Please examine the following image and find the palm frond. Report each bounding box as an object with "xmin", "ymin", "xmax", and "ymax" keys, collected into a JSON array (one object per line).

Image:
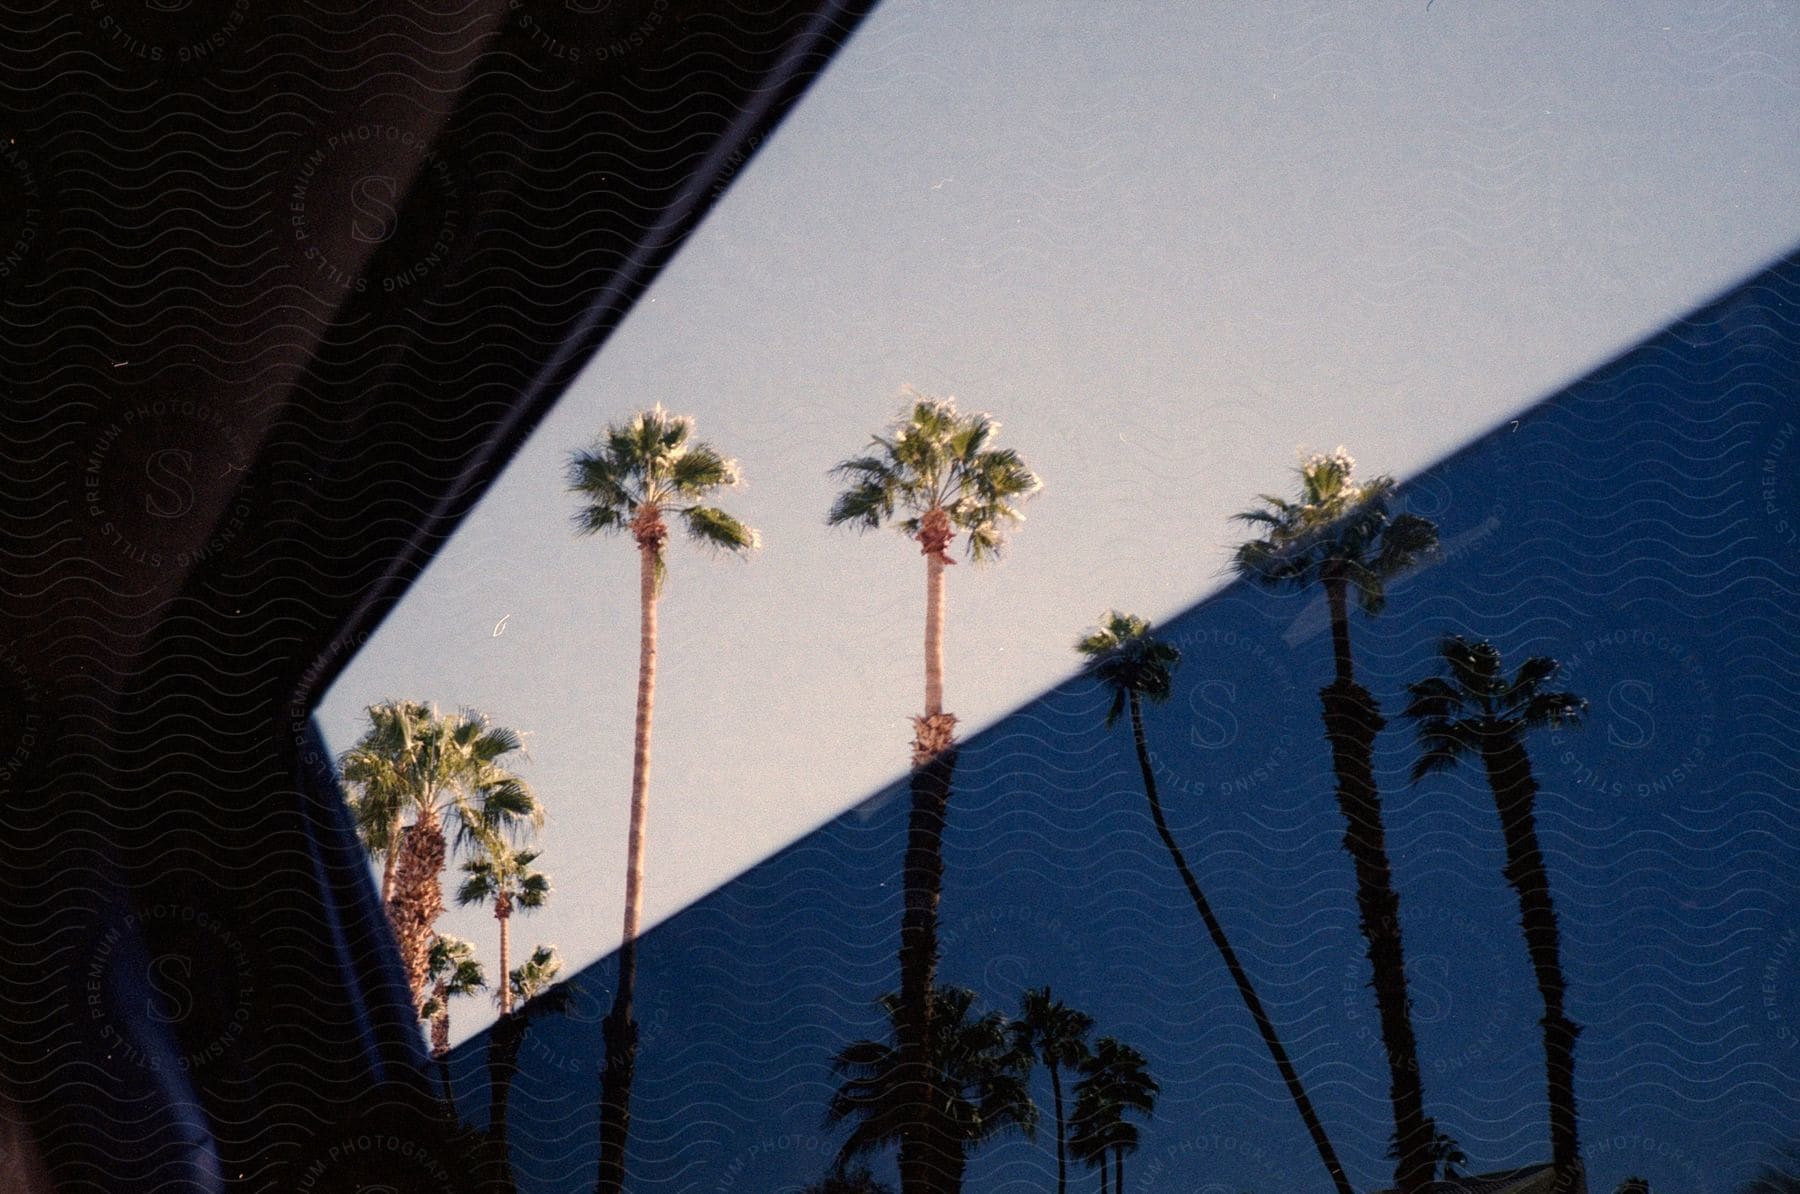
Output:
[{"xmin": 679, "ymin": 504, "xmax": 759, "ymax": 553}]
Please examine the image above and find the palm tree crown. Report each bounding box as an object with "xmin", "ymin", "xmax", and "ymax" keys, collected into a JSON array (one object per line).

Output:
[
  {"xmin": 568, "ymin": 405, "xmax": 757, "ymax": 566},
  {"xmin": 827, "ymin": 986, "xmax": 1038, "ymax": 1173},
  {"xmin": 420, "ymin": 935, "xmax": 486, "ymax": 1021},
  {"xmin": 1403, "ymin": 636, "xmax": 1587, "ymax": 780},
  {"xmin": 828, "ymin": 392, "xmax": 1040, "ymax": 562},
  {"xmin": 1075, "ymin": 612, "xmax": 1181, "ymax": 727},
  {"xmin": 458, "ymin": 845, "xmax": 550, "ymax": 915},
  {"xmin": 509, "ymin": 944, "xmax": 564, "ymax": 1007},
  {"xmin": 1231, "ymin": 447, "xmax": 1438, "ymax": 615}
]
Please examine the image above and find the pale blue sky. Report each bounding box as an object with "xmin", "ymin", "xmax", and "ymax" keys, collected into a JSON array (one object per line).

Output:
[{"xmin": 320, "ymin": 0, "xmax": 1800, "ymax": 1045}]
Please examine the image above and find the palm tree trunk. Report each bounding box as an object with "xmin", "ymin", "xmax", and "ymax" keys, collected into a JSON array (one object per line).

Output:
[
  {"xmin": 490, "ymin": 1011, "xmax": 525, "ymax": 1148},
  {"xmin": 898, "ymin": 514, "xmax": 959, "ymax": 1194},
  {"xmin": 1323, "ymin": 573, "xmax": 1355, "ymax": 685},
  {"xmin": 497, "ymin": 898, "xmax": 513, "ymax": 1017},
  {"xmin": 391, "ymin": 806, "xmax": 447, "ymax": 1010},
  {"xmin": 380, "ymin": 812, "xmax": 402, "ymax": 907},
  {"xmin": 1051, "ymin": 1062, "xmax": 1067, "ymax": 1194},
  {"xmin": 1483, "ymin": 737, "xmax": 1581, "ymax": 1188},
  {"xmin": 597, "ymin": 536, "xmax": 659, "ymax": 1194},
  {"xmin": 1318, "ymin": 670, "xmax": 1434, "ymax": 1194},
  {"xmin": 896, "ymin": 745, "xmax": 956, "ymax": 1194},
  {"xmin": 1113, "ymin": 1147, "xmax": 1122, "ymax": 1194},
  {"xmin": 1126, "ymin": 693, "xmax": 1355, "ymax": 1194}
]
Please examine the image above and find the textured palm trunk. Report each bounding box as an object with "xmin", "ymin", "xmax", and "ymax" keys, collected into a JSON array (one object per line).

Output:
[
  {"xmin": 1126, "ymin": 693, "xmax": 1355, "ymax": 1194},
  {"xmin": 1482, "ymin": 737, "xmax": 1582, "ymax": 1190},
  {"xmin": 380, "ymin": 811, "xmax": 402, "ymax": 907},
  {"xmin": 1319, "ymin": 677, "xmax": 1434, "ymax": 1193},
  {"xmin": 597, "ymin": 525, "xmax": 660, "ymax": 1194},
  {"xmin": 1050, "ymin": 1063, "xmax": 1067, "ymax": 1194},
  {"xmin": 391, "ymin": 804, "xmax": 446, "ymax": 1010},
  {"xmin": 430, "ymin": 983, "xmax": 454, "ymax": 1107},
  {"xmin": 496, "ymin": 893, "xmax": 513, "ymax": 1017},
  {"xmin": 898, "ymin": 510, "xmax": 959, "ymax": 1194}
]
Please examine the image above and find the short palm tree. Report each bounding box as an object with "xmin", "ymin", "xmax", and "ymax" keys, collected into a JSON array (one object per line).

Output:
[
  {"xmin": 1233, "ymin": 447, "xmax": 1440, "ymax": 1194},
  {"xmin": 828, "ymin": 392, "xmax": 1040, "ymax": 1194},
  {"xmin": 828, "ymin": 985, "xmax": 1037, "ymax": 1193},
  {"xmin": 569, "ymin": 406, "xmax": 757, "ymax": 1194},
  {"xmin": 421, "ymin": 934, "xmax": 486, "ymax": 1104},
  {"xmin": 341, "ymin": 702, "xmax": 538, "ymax": 1010},
  {"xmin": 1076, "ymin": 612, "xmax": 1353, "ymax": 1194},
  {"xmin": 458, "ymin": 842, "xmax": 550, "ymax": 1016},
  {"xmin": 1014, "ymin": 987, "xmax": 1094, "ymax": 1194},
  {"xmin": 1068, "ymin": 1038, "xmax": 1157, "ymax": 1194},
  {"xmin": 1404, "ymin": 636, "xmax": 1587, "ymax": 1188}
]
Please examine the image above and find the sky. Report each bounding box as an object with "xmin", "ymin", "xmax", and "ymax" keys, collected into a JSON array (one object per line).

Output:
[{"xmin": 318, "ymin": 0, "xmax": 1800, "ymax": 1048}]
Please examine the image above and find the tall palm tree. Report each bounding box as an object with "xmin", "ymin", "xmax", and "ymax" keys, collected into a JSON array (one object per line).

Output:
[
  {"xmin": 828, "ymin": 392, "xmax": 1040, "ymax": 1194},
  {"xmin": 1014, "ymin": 987, "xmax": 1093, "ymax": 1194},
  {"xmin": 827, "ymin": 985, "xmax": 1037, "ymax": 1193},
  {"xmin": 341, "ymin": 702, "xmax": 538, "ymax": 1009},
  {"xmin": 1403, "ymin": 636, "xmax": 1587, "ymax": 1188},
  {"xmin": 457, "ymin": 842, "xmax": 551, "ymax": 1016},
  {"xmin": 569, "ymin": 406, "xmax": 757, "ymax": 1194},
  {"xmin": 1075, "ymin": 612, "xmax": 1354, "ymax": 1194},
  {"xmin": 421, "ymin": 934, "xmax": 486, "ymax": 1104},
  {"xmin": 1068, "ymin": 1038, "xmax": 1157, "ymax": 1194},
  {"xmin": 1233, "ymin": 447, "xmax": 1440, "ymax": 1194}
]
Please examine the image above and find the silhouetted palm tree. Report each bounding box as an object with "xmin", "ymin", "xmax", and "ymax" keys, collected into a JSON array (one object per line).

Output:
[
  {"xmin": 1404, "ymin": 636, "xmax": 1587, "ymax": 1189},
  {"xmin": 1069, "ymin": 1038, "xmax": 1157, "ymax": 1194},
  {"xmin": 1014, "ymin": 986, "xmax": 1093, "ymax": 1194},
  {"xmin": 828, "ymin": 392, "xmax": 1040, "ymax": 1194},
  {"xmin": 458, "ymin": 842, "xmax": 550, "ymax": 1016},
  {"xmin": 1233, "ymin": 447, "xmax": 1440, "ymax": 1194},
  {"xmin": 342, "ymin": 702, "xmax": 538, "ymax": 1010},
  {"xmin": 421, "ymin": 934, "xmax": 486, "ymax": 1105},
  {"xmin": 828, "ymin": 985, "xmax": 1037, "ymax": 1193},
  {"xmin": 569, "ymin": 406, "xmax": 757, "ymax": 1194},
  {"xmin": 1076, "ymin": 611, "xmax": 1354, "ymax": 1194}
]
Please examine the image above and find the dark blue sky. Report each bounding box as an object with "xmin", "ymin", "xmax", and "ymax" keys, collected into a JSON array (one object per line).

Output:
[{"xmin": 447, "ymin": 253, "xmax": 1800, "ymax": 1193}]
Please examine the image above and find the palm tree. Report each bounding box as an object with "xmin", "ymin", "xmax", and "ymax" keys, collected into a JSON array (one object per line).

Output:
[
  {"xmin": 458, "ymin": 842, "xmax": 551, "ymax": 1016},
  {"xmin": 828, "ymin": 391, "xmax": 1040, "ymax": 1194},
  {"xmin": 1403, "ymin": 636, "xmax": 1587, "ymax": 1188},
  {"xmin": 341, "ymin": 702, "xmax": 539, "ymax": 1009},
  {"xmin": 827, "ymin": 985, "xmax": 1037, "ymax": 1193},
  {"xmin": 1076, "ymin": 612, "xmax": 1354, "ymax": 1194},
  {"xmin": 569, "ymin": 406, "xmax": 757, "ymax": 1194},
  {"xmin": 421, "ymin": 934, "xmax": 486, "ymax": 1104},
  {"xmin": 1014, "ymin": 987, "xmax": 1093, "ymax": 1194},
  {"xmin": 1233, "ymin": 447, "xmax": 1440, "ymax": 1193},
  {"xmin": 1068, "ymin": 1038, "xmax": 1157, "ymax": 1194}
]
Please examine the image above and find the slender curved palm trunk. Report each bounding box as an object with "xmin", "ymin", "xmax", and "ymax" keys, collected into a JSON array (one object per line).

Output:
[
  {"xmin": 898, "ymin": 512, "xmax": 959, "ymax": 1194},
  {"xmin": 1482, "ymin": 737, "xmax": 1582, "ymax": 1190},
  {"xmin": 1050, "ymin": 1063, "xmax": 1068, "ymax": 1194},
  {"xmin": 1321, "ymin": 574, "xmax": 1434, "ymax": 1194},
  {"xmin": 496, "ymin": 894, "xmax": 513, "ymax": 1017},
  {"xmin": 1126, "ymin": 693, "xmax": 1354, "ymax": 1194},
  {"xmin": 598, "ymin": 532, "xmax": 659, "ymax": 1194}
]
